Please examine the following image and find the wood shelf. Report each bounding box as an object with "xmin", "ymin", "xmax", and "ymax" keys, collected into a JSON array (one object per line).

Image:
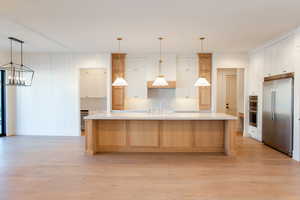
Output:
[{"xmin": 147, "ymin": 81, "xmax": 176, "ymax": 89}]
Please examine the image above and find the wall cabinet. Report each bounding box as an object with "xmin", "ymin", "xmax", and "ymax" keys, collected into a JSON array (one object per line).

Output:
[
  {"xmin": 112, "ymin": 53, "xmax": 126, "ymax": 110},
  {"xmin": 198, "ymin": 53, "xmax": 212, "ymax": 110},
  {"xmin": 264, "ymin": 36, "xmax": 295, "ymax": 77},
  {"xmin": 80, "ymin": 69, "xmax": 107, "ymax": 98},
  {"xmin": 125, "ymin": 58, "xmax": 147, "ymax": 99},
  {"xmin": 176, "ymin": 57, "xmax": 197, "ymax": 99}
]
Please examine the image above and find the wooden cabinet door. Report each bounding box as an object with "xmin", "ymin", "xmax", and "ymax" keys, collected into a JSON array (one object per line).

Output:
[
  {"xmin": 161, "ymin": 121, "xmax": 193, "ymax": 147},
  {"xmin": 198, "ymin": 53, "xmax": 212, "ymax": 110},
  {"xmin": 194, "ymin": 120, "xmax": 224, "ymax": 148},
  {"xmin": 98, "ymin": 120, "xmax": 127, "ymax": 146},
  {"xmin": 128, "ymin": 121, "xmax": 159, "ymax": 147},
  {"xmin": 112, "ymin": 53, "xmax": 126, "ymax": 110}
]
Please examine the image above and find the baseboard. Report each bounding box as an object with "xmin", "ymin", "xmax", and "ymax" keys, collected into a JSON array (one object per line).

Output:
[{"xmin": 15, "ymin": 130, "xmax": 80, "ymax": 136}]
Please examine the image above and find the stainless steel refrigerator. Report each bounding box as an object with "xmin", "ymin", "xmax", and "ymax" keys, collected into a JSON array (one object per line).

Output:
[{"xmin": 262, "ymin": 77, "xmax": 293, "ymax": 156}]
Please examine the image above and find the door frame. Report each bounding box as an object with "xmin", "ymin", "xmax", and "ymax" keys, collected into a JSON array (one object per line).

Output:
[
  {"xmin": 217, "ymin": 68, "xmax": 238, "ymax": 114},
  {"xmin": 0, "ymin": 70, "xmax": 6, "ymax": 137}
]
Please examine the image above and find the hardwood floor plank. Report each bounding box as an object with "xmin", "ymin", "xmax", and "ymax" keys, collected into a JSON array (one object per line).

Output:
[{"xmin": 0, "ymin": 135, "xmax": 299, "ymax": 200}]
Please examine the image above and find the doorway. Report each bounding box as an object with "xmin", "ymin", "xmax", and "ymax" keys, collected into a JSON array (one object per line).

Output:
[
  {"xmin": 217, "ymin": 68, "xmax": 245, "ymax": 134},
  {"xmin": 217, "ymin": 69, "xmax": 238, "ymax": 115},
  {"xmin": 79, "ymin": 68, "xmax": 107, "ymax": 136},
  {"xmin": 0, "ymin": 71, "xmax": 6, "ymax": 137}
]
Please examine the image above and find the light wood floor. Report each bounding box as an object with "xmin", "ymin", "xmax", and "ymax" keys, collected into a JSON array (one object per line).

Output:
[{"xmin": 0, "ymin": 136, "xmax": 299, "ymax": 200}]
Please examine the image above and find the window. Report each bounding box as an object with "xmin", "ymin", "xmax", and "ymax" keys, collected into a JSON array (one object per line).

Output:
[{"xmin": 0, "ymin": 71, "xmax": 6, "ymax": 137}]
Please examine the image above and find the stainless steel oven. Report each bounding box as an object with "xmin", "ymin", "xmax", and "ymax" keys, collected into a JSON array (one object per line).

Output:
[
  {"xmin": 80, "ymin": 110, "xmax": 89, "ymax": 131},
  {"xmin": 249, "ymin": 96, "xmax": 257, "ymax": 127}
]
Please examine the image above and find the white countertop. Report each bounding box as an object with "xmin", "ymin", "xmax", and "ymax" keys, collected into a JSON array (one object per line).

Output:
[{"xmin": 85, "ymin": 112, "xmax": 237, "ymax": 120}]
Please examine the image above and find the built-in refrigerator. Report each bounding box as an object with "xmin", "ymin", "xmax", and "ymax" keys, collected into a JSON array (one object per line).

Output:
[{"xmin": 262, "ymin": 76, "xmax": 293, "ymax": 156}]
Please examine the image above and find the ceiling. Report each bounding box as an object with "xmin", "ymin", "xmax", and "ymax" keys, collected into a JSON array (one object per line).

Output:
[{"xmin": 1, "ymin": 0, "xmax": 300, "ymax": 53}]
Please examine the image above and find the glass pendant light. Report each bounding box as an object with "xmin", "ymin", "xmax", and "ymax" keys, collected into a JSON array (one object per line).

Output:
[
  {"xmin": 152, "ymin": 37, "xmax": 168, "ymax": 87},
  {"xmin": 112, "ymin": 37, "xmax": 128, "ymax": 87},
  {"xmin": 0, "ymin": 37, "xmax": 34, "ymax": 86},
  {"xmin": 194, "ymin": 37, "xmax": 210, "ymax": 87}
]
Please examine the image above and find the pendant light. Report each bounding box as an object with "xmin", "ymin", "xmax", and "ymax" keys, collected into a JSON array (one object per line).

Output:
[
  {"xmin": 194, "ymin": 37, "xmax": 210, "ymax": 87},
  {"xmin": 112, "ymin": 37, "xmax": 128, "ymax": 87},
  {"xmin": 0, "ymin": 37, "xmax": 34, "ymax": 86},
  {"xmin": 152, "ymin": 37, "xmax": 168, "ymax": 87}
]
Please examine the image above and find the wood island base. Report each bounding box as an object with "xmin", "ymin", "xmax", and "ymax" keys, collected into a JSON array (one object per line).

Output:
[{"xmin": 85, "ymin": 120, "xmax": 237, "ymax": 156}]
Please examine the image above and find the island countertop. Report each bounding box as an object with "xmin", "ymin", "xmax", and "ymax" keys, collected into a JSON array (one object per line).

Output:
[{"xmin": 85, "ymin": 112, "xmax": 237, "ymax": 120}]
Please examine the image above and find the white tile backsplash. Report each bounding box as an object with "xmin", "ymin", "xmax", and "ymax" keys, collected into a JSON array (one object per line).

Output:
[{"xmin": 80, "ymin": 97, "xmax": 107, "ymax": 111}]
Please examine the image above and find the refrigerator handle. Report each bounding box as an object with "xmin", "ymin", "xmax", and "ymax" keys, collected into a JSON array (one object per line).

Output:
[{"xmin": 271, "ymin": 90, "xmax": 276, "ymax": 120}]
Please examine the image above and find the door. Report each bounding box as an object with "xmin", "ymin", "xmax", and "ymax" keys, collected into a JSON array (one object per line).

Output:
[
  {"xmin": 0, "ymin": 71, "xmax": 6, "ymax": 137},
  {"xmin": 225, "ymin": 74, "xmax": 237, "ymax": 115},
  {"xmin": 217, "ymin": 69, "xmax": 238, "ymax": 116}
]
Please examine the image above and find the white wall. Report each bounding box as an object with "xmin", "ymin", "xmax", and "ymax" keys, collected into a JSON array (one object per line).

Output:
[
  {"xmin": 15, "ymin": 53, "xmax": 110, "ymax": 136},
  {"xmin": 237, "ymin": 69, "xmax": 245, "ymax": 113}
]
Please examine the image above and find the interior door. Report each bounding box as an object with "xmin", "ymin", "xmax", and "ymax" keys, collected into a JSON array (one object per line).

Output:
[{"xmin": 225, "ymin": 74, "xmax": 237, "ymax": 115}]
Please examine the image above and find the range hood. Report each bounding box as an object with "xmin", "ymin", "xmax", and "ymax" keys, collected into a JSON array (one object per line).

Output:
[{"xmin": 147, "ymin": 81, "xmax": 176, "ymax": 89}]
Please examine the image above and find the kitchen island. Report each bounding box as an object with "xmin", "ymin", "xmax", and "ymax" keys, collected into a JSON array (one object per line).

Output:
[{"xmin": 85, "ymin": 112, "xmax": 238, "ymax": 156}]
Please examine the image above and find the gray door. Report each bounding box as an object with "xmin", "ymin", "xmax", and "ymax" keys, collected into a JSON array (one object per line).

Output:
[{"xmin": 263, "ymin": 78, "xmax": 293, "ymax": 156}]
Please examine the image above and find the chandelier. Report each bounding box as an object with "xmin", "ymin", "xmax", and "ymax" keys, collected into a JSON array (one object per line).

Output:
[{"xmin": 0, "ymin": 37, "xmax": 34, "ymax": 86}]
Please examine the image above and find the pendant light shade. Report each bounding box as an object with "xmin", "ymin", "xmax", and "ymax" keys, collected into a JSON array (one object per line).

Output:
[
  {"xmin": 152, "ymin": 75, "xmax": 168, "ymax": 86},
  {"xmin": 194, "ymin": 77, "xmax": 210, "ymax": 87},
  {"xmin": 152, "ymin": 37, "xmax": 168, "ymax": 87},
  {"xmin": 0, "ymin": 37, "xmax": 34, "ymax": 86},
  {"xmin": 194, "ymin": 37, "xmax": 210, "ymax": 87},
  {"xmin": 112, "ymin": 77, "xmax": 128, "ymax": 86},
  {"xmin": 112, "ymin": 37, "xmax": 128, "ymax": 87}
]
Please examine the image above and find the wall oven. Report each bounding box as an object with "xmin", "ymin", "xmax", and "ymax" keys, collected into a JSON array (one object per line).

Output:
[
  {"xmin": 249, "ymin": 96, "xmax": 257, "ymax": 127},
  {"xmin": 80, "ymin": 110, "xmax": 89, "ymax": 131}
]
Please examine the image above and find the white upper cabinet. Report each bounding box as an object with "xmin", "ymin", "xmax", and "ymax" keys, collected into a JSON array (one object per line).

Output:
[
  {"xmin": 264, "ymin": 35, "xmax": 295, "ymax": 77},
  {"xmin": 176, "ymin": 57, "xmax": 197, "ymax": 99},
  {"xmin": 249, "ymin": 51, "xmax": 264, "ymax": 95},
  {"xmin": 278, "ymin": 36, "xmax": 295, "ymax": 74},
  {"xmin": 80, "ymin": 69, "xmax": 107, "ymax": 98},
  {"xmin": 125, "ymin": 57, "xmax": 147, "ymax": 99}
]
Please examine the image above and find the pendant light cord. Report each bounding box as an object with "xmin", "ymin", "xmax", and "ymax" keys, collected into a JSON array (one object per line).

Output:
[
  {"xmin": 117, "ymin": 38, "xmax": 122, "ymax": 78},
  {"xmin": 200, "ymin": 37, "xmax": 205, "ymax": 53},
  {"xmin": 10, "ymin": 39, "xmax": 12, "ymax": 64},
  {"xmin": 21, "ymin": 42, "xmax": 23, "ymax": 66},
  {"xmin": 158, "ymin": 37, "xmax": 163, "ymax": 75},
  {"xmin": 20, "ymin": 42, "xmax": 23, "ymax": 81}
]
